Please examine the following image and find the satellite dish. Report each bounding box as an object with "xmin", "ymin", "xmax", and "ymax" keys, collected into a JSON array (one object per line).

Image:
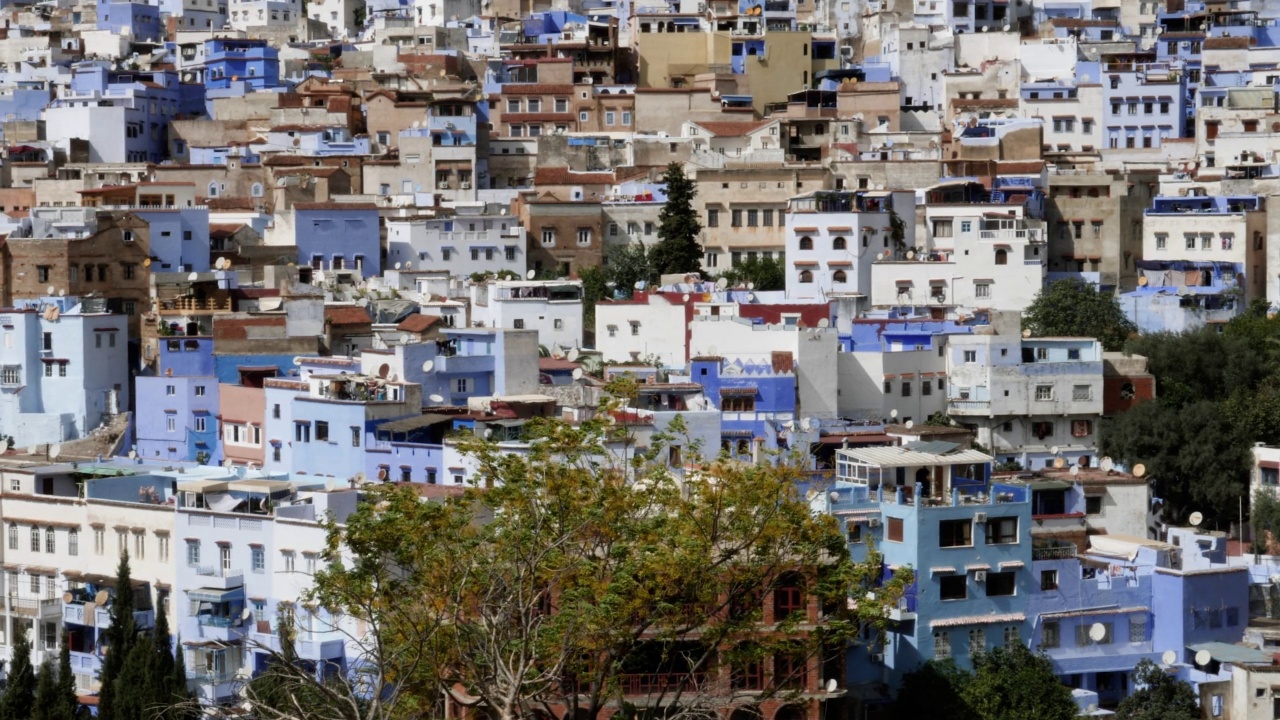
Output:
[
  {"xmin": 567, "ymin": 348, "xmax": 580, "ymax": 362},
  {"xmin": 25, "ymin": 446, "xmax": 36, "ymax": 456},
  {"xmin": 1133, "ymin": 463, "xmax": 1146, "ymax": 478},
  {"xmin": 187, "ymin": 272, "xmax": 199, "ymax": 281},
  {"xmin": 395, "ymin": 262, "xmax": 402, "ymax": 270},
  {"xmin": 572, "ymin": 368, "xmax": 584, "ymax": 380},
  {"xmin": 422, "ymin": 360, "xmax": 434, "ymax": 373},
  {"xmin": 825, "ymin": 678, "xmax": 838, "ymax": 693},
  {"xmin": 817, "ymin": 318, "xmax": 830, "ymax": 328},
  {"xmin": 1088, "ymin": 623, "xmax": 1107, "ymax": 642},
  {"xmin": 906, "ymin": 250, "xmax": 915, "ymax": 260},
  {"xmin": 63, "ymin": 592, "xmax": 73, "ymax": 604},
  {"xmin": 1021, "ymin": 329, "xmax": 1032, "ymax": 338},
  {"xmin": 404, "ymin": 262, "xmax": 412, "ymax": 270},
  {"xmin": 483, "ymin": 428, "xmax": 493, "ymax": 439},
  {"xmin": 747, "ymin": 282, "xmax": 755, "ymax": 290},
  {"xmin": 1138, "ymin": 276, "xmax": 1148, "ymax": 286},
  {"xmin": 293, "ymin": 357, "xmax": 303, "ymax": 366},
  {"xmin": 1195, "ymin": 649, "xmax": 1212, "ymax": 666},
  {"xmin": 1162, "ymin": 650, "xmax": 1178, "ymax": 665},
  {"xmin": 94, "ymin": 590, "xmax": 109, "ymax": 605},
  {"xmin": 222, "ymin": 458, "xmax": 233, "ymax": 468},
  {"xmin": 215, "ymin": 257, "xmax": 227, "ymax": 270},
  {"xmin": 715, "ymin": 277, "xmax": 728, "ymax": 290},
  {"xmin": 1054, "ymin": 457, "xmax": 1066, "ymax": 468},
  {"xmin": 1189, "ymin": 511, "xmax": 1204, "ymax": 527},
  {"xmin": 682, "ymin": 293, "xmax": 690, "ymax": 302},
  {"xmin": 890, "ymin": 409, "xmax": 899, "ymax": 419},
  {"xmin": 49, "ymin": 444, "xmax": 60, "ymax": 460},
  {"xmin": 143, "ymin": 258, "xmax": 152, "ymax": 267},
  {"xmin": 829, "ymin": 491, "xmax": 840, "ymax": 502},
  {"xmin": 905, "ymin": 420, "xmax": 914, "ymax": 429},
  {"xmin": 1070, "ymin": 465, "xmax": 1080, "ymax": 476},
  {"xmin": 1050, "ymin": 446, "xmax": 1060, "ymax": 455},
  {"xmin": 429, "ymin": 393, "xmax": 445, "ymax": 403},
  {"xmin": 634, "ymin": 281, "xmax": 645, "ymax": 290},
  {"xmin": 46, "ymin": 285, "xmax": 55, "ymax": 296},
  {"xmin": 127, "ymin": 449, "xmax": 137, "ymax": 459},
  {"xmin": 241, "ymin": 607, "xmax": 253, "ymax": 621},
  {"xmin": 1100, "ymin": 457, "xmax": 1115, "ymax": 472},
  {"xmin": 376, "ymin": 468, "xmax": 388, "ymax": 481},
  {"xmin": 527, "ymin": 269, "xmax": 536, "ymax": 280}
]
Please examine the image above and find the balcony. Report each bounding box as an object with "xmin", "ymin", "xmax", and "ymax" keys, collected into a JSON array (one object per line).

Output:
[
  {"xmin": 437, "ymin": 353, "xmax": 494, "ymax": 374},
  {"xmin": 1033, "ymin": 545, "xmax": 1078, "ymax": 561},
  {"xmin": 197, "ymin": 614, "xmax": 250, "ymax": 642},
  {"xmin": 187, "ymin": 668, "xmax": 240, "ymax": 686},
  {"xmin": 68, "ymin": 650, "xmax": 102, "ymax": 676},
  {"xmin": 194, "ymin": 567, "xmax": 244, "ymax": 590},
  {"xmin": 947, "ymin": 399, "xmax": 991, "ymax": 412},
  {"xmin": 98, "ymin": 607, "xmax": 155, "ymax": 629},
  {"xmin": 617, "ymin": 672, "xmax": 708, "ymax": 696},
  {"xmin": 979, "ymin": 228, "xmax": 1043, "ymax": 243},
  {"xmin": 8, "ymin": 596, "xmax": 60, "ymax": 617}
]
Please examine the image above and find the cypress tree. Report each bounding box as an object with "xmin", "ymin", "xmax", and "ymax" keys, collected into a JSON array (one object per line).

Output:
[
  {"xmin": 97, "ymin": 552, "xmax": 138, "ymax": 720},
  {"xmin": 56, "ymin": 633, "xmax": 78, "ymax": 720},
  {"xmin": 650, "ymin": 162, "xmax": 704, "ymax": 276},
  {"xmin": 111, "ymin": 643, "xmax": 151, "ymax": 720},
  {"xmin": 3, "ymin": 622, "xmax": 37, "ymax": 720},
  {"xmin": 32, "ymin": 660, "xmax": 58, "ymax": 720},
  {"xmin": 169, "ymin": 635, "xmax": 195, "ymax": 720}
]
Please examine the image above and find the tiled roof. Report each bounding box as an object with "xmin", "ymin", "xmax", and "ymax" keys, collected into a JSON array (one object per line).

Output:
[
  {"xmin": 325, "ymin": 306, "xmax": 372, "ymax": 325},
  {"xmin": 397, "ymin": 314, "xmax": 442, "ymax": 332}
]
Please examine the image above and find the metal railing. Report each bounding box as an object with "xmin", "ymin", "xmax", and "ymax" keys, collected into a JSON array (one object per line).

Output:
[{"xmin": 1033, "ymin": 545, "xmax": 1077, "ymax": 561}]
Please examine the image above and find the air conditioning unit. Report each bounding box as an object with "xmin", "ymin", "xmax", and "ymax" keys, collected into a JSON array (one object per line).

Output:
[
  {"xmin": 974, "ymin": 570, "xmax": 987, "ymax": 583},
  {"xmin": 438, "ymin": 181, "xmax": 450, "ymax": 189},
  {"xmin": 867, "ymin": 517, "xmax": 882, "ymax": 528},
  {"xmin": 974, "ymin": 512, "xmax": 987, "ymax": 523},
  {"xmin": 869, "ymin": 652, "xmax": 885, "ymax": 663},
  {"xmin": 461, "ymin": 181, "xmax": 471, "ymax": 189}
]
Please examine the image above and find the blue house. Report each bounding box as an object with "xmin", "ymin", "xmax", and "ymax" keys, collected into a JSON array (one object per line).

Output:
[
  {"xmin": 689, "ymin": 356, "xmax": 795, "ymax": 460},
  {"xmin": 293, "ymin": 203, "xmax": 381, "ymax": 278},
  {"xmin": 135, "ymin": 207, "xmax": 213, "ymax": 273},
  {"xmin": 95, "ymin": 0, "xmax": 162, "ymax": 39},
  {"xmin": 135, "ymin": 337, "xmax": 221, "ymax": 464},
  {"xmin": 202, "ymin": 39, "xmax": 281, "ymax": 90},
  {"xmin": 827, "ymin": 444, "xmax": 1030, "ymax": 693}
]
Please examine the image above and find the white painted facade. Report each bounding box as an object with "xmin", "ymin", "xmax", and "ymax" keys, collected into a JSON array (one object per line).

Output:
[
  {"xmin": 784, "ymin": 190, "xmax": 916, "ymax": 301},
  {"xmin": 468, "ymin": 280, "xmax": 584, "ymax": 351},
  {"xmin": 385, "ymin": 210, "xmax": 527, "ymax": 279},
  {"xmin": 595, "ymin": 293, "xmax": 688, "ymax": 368}
]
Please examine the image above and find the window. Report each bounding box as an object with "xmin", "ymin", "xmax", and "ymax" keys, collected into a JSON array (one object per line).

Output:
[
  {"xmin": 68, "ymin": 530, "xmax": 78, "ymax": 556},
  {"xmin": 985, "ymin": 517, "xmax": 1017, "ymax": 544},
  {"xmin": 901, "ymin": 381, "xmax": 912, "ymax": 398},
  {"xmin": 763, "ymin": 209, "xmax": 774, "ymax": 226},
  {"xmin": 134, "ymin": 532, "xmax": 145, "ymax": 560},
  {"xmin": 1041, "ymin": 621, "xmax": 1060, "ymax": 649},
  {"xmin": 798, "ymin": 236, "xmax": 813, "ymax": 250},
  {"xmin": 6, "ymin": 525, "xmax": 14, "ymax": 550},
  {"xmin": 541, "ymin": 228, "xmax": 555, "ymax": 246},
  {"xmin": 36, "ymin": 266, "xmax": 49, "ymax": 283},
  {"xmin": 934, "ymin": 630, "xmax": 951, "ymax": 659},
  {"xmin": 454, "ymin": 378, "xmax": 470, "ymax": 394},
  {"xmin": 576, "ymin": 228, "xmax": 592, "ymax": 246},
  {"xmin": 45, "ymin": 528, "xmax": 54, "ymax": 554},
  {"xmin": 252, "ymin": 546, "xmax": 265, "ymax": 572},
  {"xmin": 159, "ymin": 535, "xmax": 169, "ymax": 562},
  {"xmin": 1156, "ymin": 233, "xmax": 1167, "ymax": 250},
  {"xmin": 630, "ymin": 321, "xmax": 641, "ymax": 336},
  {"xmin": 186, "ymin": 540, "xmax": 200, "ymax": 566},
  {"xmin": 1129, "ymin": 617, "xmax": 1147, "ymax": 642},
  {"xmin": 975, "ymin": 282, "xmax": 991, "ymax": 299},
  {"xmin": 1041, "ymin": 570, "xmax": 1059, "ymax": 591},
  {"xmin": 939, "ymin": 520, "xmax": 972, "ymax": 548},
  {"xmin": 315, "ymin": 421, "xmax": 329, "ymax": 442},
  {"xmin": 985, "ymin": 572, "xmax": 1015, "ymax": 597},
  {"xmin": 832, "ymin": 270, "xmax": 847, "ymax": 283},
  {"xmin": 29, "ymin": 526, "xmax": 39, "ymax": 551},
  {"xmin": 932, "ymin": 219, "xmax": 953, "ymax": 237},
  {"xmin": 166, "ymin": 414, "xmax": 177, "ymax": 432},
  {"xmin": 42, "ymin": 332, "xmax": 52, "ymax": 352},
  {"xmin": 1186, "ymin": 234, "xmax": 1197, "ymax": 250},
  {"xmin": 351, "ymin": 426, "xmax": 361, "ymax": 448},
  {"xmin": 1034, "ymin": 385, "xmax": 1053, "ymax": 401},
  {"xmin": 968, "ymin": 628, "xmax": 985, "ymax": 655},
  {"xmin": 94, "ymin": 528, "xmax": 104, "ymax": 555},
  {"xmin": 1072, "ymin": 385, "xmax": 1092, "ymax": 401},
  {"xmin": 283, "ymin": 551, "xmax": 296, "ymax": 573},
  {"xmin": 1072, "ymin": 420, "xmax": 1093, "ymax": 438},
  {"xmin": 732, "ymin": 210, "xmax": 742, "ymax": 227},
  {"xmin": 707, "ymin": 209, "xmax": 719, "ymax": 227},
  {"xmin": 166, "ymin": 385, "xmax": 176, "ymax": 396},
  {"xmin": 939, "ymin": 575, "xmax": 967, "ymax": 601},
  {"xmin": 747, "ymin": 210, "xmax": 758, "ymax": 227},
  {"xmin": 798, "ymin": 270, "xmax": 813, "ymax": 284},
  {"xmin": 887, "ymin": 517, "xmax": 904, "ymax": 542},
  {"xmin": 1085, "ymin": 496, "xmax": 1103, "ymax": 515},
  {"xmin": 1032, "ymin": 421, "xmax": 1053, "ymax": 439},
  {"xmin": 1003, "ymin": 625, "xmax": 1020, "ymax": 646}
]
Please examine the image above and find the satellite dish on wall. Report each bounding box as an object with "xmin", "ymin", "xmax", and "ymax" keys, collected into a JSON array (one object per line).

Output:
[
  {"xmin": 127, "ymin": 450, "xmax": 137, "ymax": 459},
  {"xmin": 818, "ymin": 317, "xmax": 830, "ymax": 328},
  {"xmin": 187, "ymin": 272, "xmax": 199, "ymax": 281},
  {"xmin": 293, "ymin": 357, "xmax": 303, "ymax": 366},
  {"xmin": 527, "ymin": 269, "xmax": 536, "ymax": 280},
  {"xmin": 1189, "ymin": 511, "xmax": 1204, "ymax": 527},
  {"xmin": 747, "ymin": 282, "xmax": 755, "ymax": 290},
  {"xmin": 715, "ymin": 277, "xmax": 728, "ymax": 290},
  {"xmin": 1162, "ymin": 650, "xmax": 1178, "ymax": 665},
  {"xmin": 890, "ymin": 409, "xmax": 899, "ymax": 419},
  {"xmin": 825, "ymin": 678, "xmax": 838, "ymax": 693},
  {"xmin": 395, "ymin": 261, "xmax": 402, "ymax": 270},
  {"xmin": 215, "ymin": 257, "xmax": 228, "ymax": 270},
  {"xmin": 567, "ymin": 348, "xmax": 579, "ymax": 362},
  {"xmin": 1088, "ymin": 623, "xmax": 1107, "ymax": 642},
  {"xmin": 94, "ymin": 590, "xmax": 109, "ymax": 605},
  {"xmin": 1053, "ymin": 457, "xmax": 1066, "ymax": 469},
  {"xmin": 905, "ymin": 420, "xmax": 914, "ymax": 429},
  {"xmin": 422, "ymin": 360, "xmax": 434, "ymax": 373},
  {"xmin": 572, "ymin": 368, "xmax": 583, "ymax": 380},
  {"xmin": 1100, "ymin": 457, "xmax": 1115, "ymax": 472},
  {"xmin": 48, "ymin": 444, "xmax": 60, "ymax": 460},
  {"xmin": 1021, "ymin": 329, "xmax": 1032, "ymax": 338},
  {"xmin": 1050, "ymin": 446, "xmax": 1060, "ymax": 455},
  {"xmin": 483, "ymin": 428, "xmax": 493, "ymax": 439},
  {"xmin": 1070, "ymin": 465, "xmax": 1080, "ymax": 476},
  {"xmin": 429, "ymin": 393, "xmax": 444, "ymax": 403},
  {"xmin": 1195, "ymin": 649, "xmax": 1212, "ymax": 666},
  {"xmin": 1132, "ymin": 463, "xmax": 1146, "ymax": 478},
  {"xmin": 46, "ymin": 285, "xmax": 55, "ymax": 296}
]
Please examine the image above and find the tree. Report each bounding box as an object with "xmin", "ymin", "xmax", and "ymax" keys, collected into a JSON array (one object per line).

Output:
[
  {"xmin": 3, "ymin": 622, "xmax": 37, "ymax": 720},
  {"xmin": 1023, "ymin": 279, "xmax": 1136, "ymax": 351},
  {"xmin": 1114, "ymin": 659, "xmax": 1198, "ymax": 720},
  {"xmin": 249, "ymin": 399, "xmax": 910, "ymax": 720},
  {"xmin": 891, "ymin": 661, "xmax": 975, "ymax": 720},
  {"xmin": 962, "ymin": 644, "xmax": 1076, "ymax": 720},
  {"xmin": 97, "ymin": 552, "xmax": 140, "ymax": 720},
  {"xmin": 34, "ymin": 660, "xmax": 59, "ymax": 720},
  {"xmin": 716, "ymin": 255, "xmax": 785, "ymax": 291},
  {"xmin": 650, "ymin": 163, "xmax": 703, "ymax": 276}
]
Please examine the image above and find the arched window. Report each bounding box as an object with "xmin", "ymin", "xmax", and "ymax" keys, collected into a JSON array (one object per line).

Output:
[
  {"xmin": 832, "ymin": 270, "xmax": 847, "ymax": 283},
  {"xmin": 798, "ymin": 270, "xmax": 813, "ymax": 283},
  {"xmin": 207, "ymin": 181, "xmax": 220, "ymax": 198},
  {"xmin": 995, "ymin": 248, "xmax": 1008, "ymax": 265},
  {"xmin": 832, "ymin": 236, "xmax": 846, "ymax": 250},
  {"xmin": 798, "ymin": 236, "xmax": 813, "ymax": 250},
  {"xmin": 250, "ymin": 183, "xmax": 264, "ymax": 198}
]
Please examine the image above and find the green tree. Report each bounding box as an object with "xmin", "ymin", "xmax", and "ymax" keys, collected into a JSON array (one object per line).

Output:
[
  {"xmin": 962, "ymin": 644, "xmax": 1076, "ymax": 720},
  {"xmin": 97, "ymin": 553, "xmax": 139, "ymax": 720},
  {"xmin": 57, "ymin": 632, "xmax": 79, "ymax": 720},
  {"xmin": 891, "ymin": 660, "xmax": 975, "ymax": 720},
  {"xmin": 3, "ymin": 622, "xmax": 37, "ymax": 720},
  {"xmin": 717, "ymin": 254, "xmax": 785, "ymax": 291},
  {"xmin": 259, "ymin": 402, "xmax": 910, "ymax": 720},
  {"xmin": 170, "ymin": 635, "xmax": 196, "ymax": 720},
  {"xmin": 650, "ymin": 163, "xmax": 703, "ymax": 276},
  {"xmin": 603, "ymin": 242, "xmax": 656, "ymax": 297},
  {"xmin": 1114, "ymin": 659, "xmax": 1198, "ymax": 720},
  {"xmin": 33, "ymin": 660, "xmax": 59, "ymax": 720},
  {"xmin": 1023, "ymin": 279, "xmax": 1136, "ymax": 351}
]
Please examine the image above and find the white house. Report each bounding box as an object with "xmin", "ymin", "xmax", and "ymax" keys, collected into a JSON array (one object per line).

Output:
[
  {"xmin": 385, "ymin": 206, "xmax": 527, "ymax": 279},
  {"xmin": 469, "ymin": 280, "xmax": 584, "ymax": 352},
  {"xmin": 784, "ymin": 189, "xmax": 917, "ymax": 302}
]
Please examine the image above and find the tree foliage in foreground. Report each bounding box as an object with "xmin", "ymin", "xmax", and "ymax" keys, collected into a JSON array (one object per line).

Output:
[
  {"xmin": 1102, "ymin": 301, "xmax": 1280, "ymax": 527},
  {"xmin": 892, "ymin": 646, "xmax": 1076, "ymax": 720},
  {"xmin": 1113, "ymin": 659, "xmax": 1198, "ymax": 720},
  {"xmin": 1023, "ymin": 279, "xmax": 1136, "ymax": 351},
  {"xmin": 235, "ymin": 382, "xmax": 911, "ymax": 720}
]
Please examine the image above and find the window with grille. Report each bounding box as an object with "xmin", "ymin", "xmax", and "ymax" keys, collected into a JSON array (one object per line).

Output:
[
  {"xmin": 1041, "ymin": 621, "xmax": 1060, "ymax": 649},
  {"xmin": 1003, "ymin": 625, "xmax": 1019, "ymax": 646},
  {"xmin": 1128, "ymin": 617, "xmax": 1146, "ymax": 642},
  {"xmin": 968, "ymin": 628, "xmax": 985, "ymax": 655},
  {"xmin": 934, "ymin": 631, "xmax": 951, "ymax": 659}
]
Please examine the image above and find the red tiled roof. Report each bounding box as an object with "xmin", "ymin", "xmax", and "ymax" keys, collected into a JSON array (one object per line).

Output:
[
  {"xmin": 325, "ymin": 306, "xmax": 372, "ymax": 325},
  {"xmin": 397, "ymin": 314, "xmax": 442, "ymax": 333},
  {"xmin": 205, "ymin": 197, "xmax": 256, "ymax": 210},
  {"xmin": 534, "ymin": 167, "xmax": 616, "ymax": 185},
  {"xmin": 998, "ymin": 160, "xmax": 1046, "ymax": 173},
  {"xmin": 539, "ymin": 357, "xmax": 581, "ymax": 371}
]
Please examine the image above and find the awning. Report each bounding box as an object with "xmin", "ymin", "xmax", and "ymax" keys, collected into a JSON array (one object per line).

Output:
[
  {"xmin": 930, "ymin": 566, "xmax": 956, "ymax": 574},
  {"xmin": 187, "ymin": 587, "xmax": 245, "ymax": 603},
  {"xmin": 999, "ymin": 561, "xmax": 1025, "ymax": 569},
  {"xmin": 793, "ymin": 260, "xmax": 818, "ymax": 266},
  {"xmin": 719, "ymin": 386, "xmax": 757, "ymax": 396}
]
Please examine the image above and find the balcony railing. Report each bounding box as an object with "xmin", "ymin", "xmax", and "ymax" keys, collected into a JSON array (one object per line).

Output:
[
  {"xmin": 197, "ymin": 615, "xmax": 243, "ymax": 628},
  {"xmin": 617, "ymin": 672, "xmax": 707, "ymax": 696},
  {"xmin": 187, "ymin": 669, "xmax": 239, "ymax": 686},
  {"xmin": 1033, "ymin": 545, "xmax": 1078, "ymax": 561},
  {"xmin": 947, "ymin": 399, "xmax": 991, "ymax": 411}
]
